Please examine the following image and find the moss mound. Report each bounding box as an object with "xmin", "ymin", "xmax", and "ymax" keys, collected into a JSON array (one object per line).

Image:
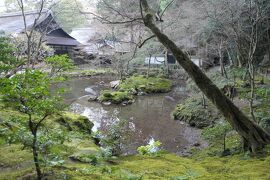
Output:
[
  {"xmin": 118, "ymin": 75, "xmax": 172, "ymax": 94},
  {"xmin": 98, "ymin": 75, "xmax": 172, "ymax": 105},
  {"xmin": 98, "ymin": 90, "xmax": 134, "ymax": 104},
  {"xmin": 173, "ymin": 96, "xmax": 220, "ymax": 128}
]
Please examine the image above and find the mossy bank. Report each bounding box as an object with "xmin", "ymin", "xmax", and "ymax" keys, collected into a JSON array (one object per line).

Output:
[
  {"xmin": 1, "ymin": 142, "xmax": 270, "ymax": 179},
  {"xmin": 1, "ymin": 108, "xmax": 270, "ymax": 179}
]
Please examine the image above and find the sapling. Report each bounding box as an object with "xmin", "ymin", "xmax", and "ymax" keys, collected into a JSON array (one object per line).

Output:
[{"xmin": 0, "ymin": 70, "xmax": 66, "ymax": 179}]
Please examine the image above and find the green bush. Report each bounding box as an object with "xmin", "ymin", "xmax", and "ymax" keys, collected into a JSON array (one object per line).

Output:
[
  {"xmin": 202, "ymin": 122, "xmax": 233, "ymax": 154},
  {"xmin": 137, "ymin": 140, "xmax": 162, "ymax": 156},
  {"xmin": 260, "ymin": 117, "xmax": 270, "ymax": 133},
  {"xmin": 172, "ymin": 96, "xmax": 219, "ymax": 128},
  {"xmin": 187, "ymin": 69, "xmax": 234, "ymax": 93},
  {"xmin": 45, "ymin": 54, "xmax": 74, "ymax": 76},
  {"xmin": 100, "ymin": 119, "xmax": 133, "ymax": 156}
]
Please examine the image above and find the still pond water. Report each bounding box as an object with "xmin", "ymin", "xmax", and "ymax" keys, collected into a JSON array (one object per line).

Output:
[{"xmin": 58, "ymin": 76, "xmax": 203, "ymax": 155}]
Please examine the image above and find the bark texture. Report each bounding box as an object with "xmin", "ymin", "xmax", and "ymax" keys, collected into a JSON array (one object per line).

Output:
[
  {"xmin": 140, "ymin": 0, "xmax": 270, "ymax": 152},
  {"xmin": 29, "ymin": 118, "xmax": 42, "ymax": 180},
  {"xmin": 32, "ymin": 131, "xmax": 42, "ymax": 180}
]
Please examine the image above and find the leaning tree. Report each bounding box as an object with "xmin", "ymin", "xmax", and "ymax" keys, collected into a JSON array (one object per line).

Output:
[
  {"xmin": 92, "ymin": 0, "xmax": 270, "ymax": 153},
  {"xmin": 139, "ymin": 0, "xmax": 270, "ymax": 153}
]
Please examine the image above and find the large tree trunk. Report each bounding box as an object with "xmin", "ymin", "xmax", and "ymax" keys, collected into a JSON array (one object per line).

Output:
[{"xmin": 140, "ymin": 0, "xmax": 270, "ymax": 153}]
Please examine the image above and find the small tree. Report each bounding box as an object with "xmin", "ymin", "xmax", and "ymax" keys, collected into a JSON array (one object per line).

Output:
[
  {"xmin": 45, "ymin": 54, "xmax": 74, "ymax": 77},
  {"xmin": 0, "ymin": 70, "xmax": 65, "ymax": 179},
  {"xmin": 202, "ymin": 122, "xmax": 232, "ymax": 154}
]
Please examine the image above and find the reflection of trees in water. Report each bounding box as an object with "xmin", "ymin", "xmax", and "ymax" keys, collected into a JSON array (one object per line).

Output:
[{"xmin": 98, "ymin": 108, "xmax": 119, "ymax": 132}]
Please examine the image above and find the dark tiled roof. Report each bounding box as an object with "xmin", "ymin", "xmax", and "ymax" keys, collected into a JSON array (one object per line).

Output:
[
  {"xmin": 0, "ymin": 9, "xmax": 50, "ymax": 33},
  {"xmin": 45, "ymin": 36, "xmax": 80, "ymax": 46},
  {"xmin": 0, "ymin": 9, "xmax": 80, "ymax": 47}
]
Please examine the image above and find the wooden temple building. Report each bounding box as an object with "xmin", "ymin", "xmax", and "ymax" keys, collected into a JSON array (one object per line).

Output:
[{"xmin": 0, "ymin": 9, "xmax": 80, "ymax": 59}]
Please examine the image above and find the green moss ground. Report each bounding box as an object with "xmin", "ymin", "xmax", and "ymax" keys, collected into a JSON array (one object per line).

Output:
[
  {"xmin": 0, "ymin": 144, "xmax": 34, "ymax": 179},
  {"xmin": 1, "ymin": 117, "xmax": 270, "ymax": 179},
  {"xmin": 2, "ymin": 147, "xmax": 270, "ymax": 179},
  {"xmin": 0, "ymin": 105, "xmax": 269, "ymax": 180}
]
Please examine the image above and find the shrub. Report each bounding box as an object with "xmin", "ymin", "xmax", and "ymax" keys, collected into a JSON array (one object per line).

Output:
[
  {"xmin": 100, "ymin": 119, "xmax": 133, "ymax": 156},
  {"xmin": 202, "ymin": 122, "xmax": 232, "ymax": 152},
  {"xmin": 45, "ymin": 54, "xmax": 74, "ymax": 76},
  {"xmin": 137, "ymin": 139, "xmax": 162, "ymax": 155},
  {"xmin": 172, "ymin": 96, "xmax": 219, "ymax": 128}
]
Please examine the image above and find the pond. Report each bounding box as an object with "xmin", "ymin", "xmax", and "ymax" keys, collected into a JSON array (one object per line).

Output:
[{"xmin": 58, "ymin": 76, "xmax": 204, "ymax": 155}]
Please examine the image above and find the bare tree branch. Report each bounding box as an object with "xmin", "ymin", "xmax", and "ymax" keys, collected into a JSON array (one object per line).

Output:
[
  {"xmin": 79, "ymin": 9, "xmax": 143, "ymax": 24},
  {"xmin": 160, "ymin": 0, "xmax": 176, "ymax": 18},
  {"xmin": 138, "ymin": 35, "xmax": 156, "ymax": 48}
]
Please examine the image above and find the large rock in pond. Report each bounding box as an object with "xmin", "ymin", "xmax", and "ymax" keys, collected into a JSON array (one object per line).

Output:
[
  {"xmin": 110, "ymin": 80, "xmax": 120, "ymax": 89},
  {"xmin": 88, "ymin": 94, "xmax": 98, "ymax": 101},
  {"xmin": 85, "ymin": 87, "xmax": 97, "ymax": 95}
]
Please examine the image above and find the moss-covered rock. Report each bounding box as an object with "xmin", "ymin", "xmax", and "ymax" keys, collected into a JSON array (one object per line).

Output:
[
  {"xmin": 97, "ymin": 75, "xmax": 172, "ymax": 105},
  {"xmin": 67, "ymin": 137, "xmax": 100, "ymax": 164},
  {"xmin": 56, "ymin": 112, "xmax": 94, "ymax": 134},
  {"xmin": 173, "ymin": 96, "xmax": 220, "ymax": 128},
  {"xmin": 98, "ymin": 90, "xmax": 134, "ymax": 104}
]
